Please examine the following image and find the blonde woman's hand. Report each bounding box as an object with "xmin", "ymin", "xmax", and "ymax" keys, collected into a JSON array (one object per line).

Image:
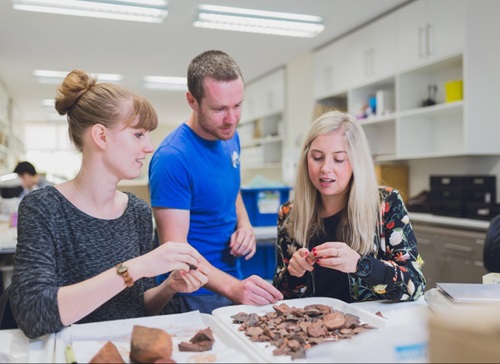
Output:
[
  {"xmin": 312, "ymin": 242, "xmax": 360, "ymax": 273},
  {"xmin": 287, "ymin": 247, "xmax": 315, "ymax": 278},
  {"xmin": 164, "ymin": 264, "xmax": 209, "ymax": 293}
]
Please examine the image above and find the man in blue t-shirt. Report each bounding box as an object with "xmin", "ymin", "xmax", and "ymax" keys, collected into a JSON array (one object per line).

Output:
[{"xmin": 149, "ymin": 50, "xmax": 283, "ymax": 314}]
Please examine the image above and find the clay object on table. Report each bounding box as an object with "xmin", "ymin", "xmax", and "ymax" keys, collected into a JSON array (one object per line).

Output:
[
  {"xmin": 129, "ymin": 325, "xmax": 173, "ymax": 363},
  {"xmin": 89, "ymin": 341, "xmax": 125, "ymax": 363},
  {"xmin": 178, "ymin": 327, "xmax": 215, "ymax": 352}
]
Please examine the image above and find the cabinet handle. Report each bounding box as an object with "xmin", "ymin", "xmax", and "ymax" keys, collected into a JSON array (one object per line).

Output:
[
  {"xmin": 444, "ymin": 243, "xmax": 473, "ymax": 254},
  {"xmin": 370, "ymin": 48, "xmax": 375, "ymax": 76},
  {"xmin": 418, "ymin": 26, "xmax": 425, "ymax": 58},
  {"xmin": 426, "ymin": 23, "xmax": 432, "ymax": 56},
  {"xmin": 324, "ymin": 66, "xmax": 333, "ymax": 91},
  {"xmin": 364, "ymin": 49, "xmax": 369, "ymax": 77}
]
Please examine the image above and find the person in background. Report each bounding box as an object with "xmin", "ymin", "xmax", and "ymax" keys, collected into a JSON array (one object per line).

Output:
[
  {"xmin": 10, "ymin": 70, "xmax": 208, "ymax": 339},
  {"xmin": 13, "ymin": 161, "xmax": 53, "ymax": 198},
  {"xmin": 149, "ymin": 50, "xmax": 283, "ymax": 314},
  {"xmin": 273, "ymin": 110, "xmax": 426, "ymax": 302}
]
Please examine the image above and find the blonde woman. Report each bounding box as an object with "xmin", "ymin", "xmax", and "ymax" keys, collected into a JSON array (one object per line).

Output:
[{"xmin": 273, "ymin": 110, "xmax": 425, "ymax": 302}]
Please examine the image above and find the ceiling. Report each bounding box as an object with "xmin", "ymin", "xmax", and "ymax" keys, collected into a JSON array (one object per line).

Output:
[{"xmin": 0, "ymin": 0, "xmax": 410, "ymax": 127}]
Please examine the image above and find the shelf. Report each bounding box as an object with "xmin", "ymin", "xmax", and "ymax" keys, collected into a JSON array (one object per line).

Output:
[
  {"xmin": 241, "ymin": 135, "xmax": 282, "ymax": 148},
  {"xmin": 241, "ymin": 162, "xmax": 282, "ymax": 170},
  {"xmin": 398, "ymin": 100, "xmax": 463, "ymax": 118}
]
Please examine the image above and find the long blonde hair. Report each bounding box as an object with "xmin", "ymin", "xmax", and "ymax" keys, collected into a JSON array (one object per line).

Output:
[{"xmin": 289, "ymin": 110, "xmax": 380, "ymax": 255}]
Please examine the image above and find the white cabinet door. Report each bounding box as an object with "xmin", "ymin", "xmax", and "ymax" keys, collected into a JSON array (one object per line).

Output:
[
  {"xmin": 241, "ymin": 82, "xmax": 256, "ymax": 123},
  {"xmin": 396, "ymin": 0, "xmax": 465, "ymax": 72},
  {"xmin": 313, "ymin": 37, "xmax": 352, "ymax": 99},
  {"xmin": 396, "ymin": 0, "xmax": 427, "ymax": 72},
  {"xmin": 348, "ymin": 12, "xmax": 397, "ymax": 87},
  {"xmin": 426, "ymin": 0, "xmax": 465, "ymax": 61}
]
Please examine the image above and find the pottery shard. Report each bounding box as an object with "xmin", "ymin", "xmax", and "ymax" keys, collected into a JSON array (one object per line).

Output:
[
  {"xmin": 307, "ymin": 321, "xmax": 326, "ymax": 338},
  {"xmin": 231, "ymin": 312, "xmax": 250, "ymax": 324},
  {"xmin": 323, "ymin": 312, "xmax": 346, "ymax": 330},
  {"xmin": 179, "ymin": 327, "xmax": 215, "ymax": 352},
  {"xmin": 344, "ymin": 313, "xmax": 361, "ymax": 328},
  {"xmin": 273, "ymin": 303, "xmax": 292, "ymax": 315},
  {"xmin": 129, "ymin": 325, "xmax": 173, "ymax": 363},
  {"xmin": 90, "ymin": 341, "xmax": 125, "ymax": 363}
]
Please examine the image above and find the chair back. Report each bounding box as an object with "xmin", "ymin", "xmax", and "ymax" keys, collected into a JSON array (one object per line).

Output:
[
  {"xmin": 0, "ymin": 284, "xmax": 17, "ymax": 330},
  {"xmin": 484, "ymin": 215, "xmax": 500, "ymax": 273}
]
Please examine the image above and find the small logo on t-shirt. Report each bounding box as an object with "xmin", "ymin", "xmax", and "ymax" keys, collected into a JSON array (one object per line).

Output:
[{"xmin": 232, "ymin": 151, "xmax": 240, "ymax": 168}]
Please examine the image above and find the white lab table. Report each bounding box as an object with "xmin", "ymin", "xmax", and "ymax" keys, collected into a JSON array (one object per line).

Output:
[{"xmin": 0, "ymin": 296, "xmax": 428, "ymax": 363}]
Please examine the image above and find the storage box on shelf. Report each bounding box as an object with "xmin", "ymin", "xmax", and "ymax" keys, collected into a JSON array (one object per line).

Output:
[
  {"xmin": 429, "ymin": 175, "xmax": 496, "ymax": 220},
  {"xmin": 241, "ymin": 186, "xmax": 291, "ymax": 227}
]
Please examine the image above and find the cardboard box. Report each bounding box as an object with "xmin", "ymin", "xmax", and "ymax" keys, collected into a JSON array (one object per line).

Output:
[
  {"xmin": 375, "ymin": 164, "xmax": 409, "ymax": 203},
  {"xmin": 428, "ymin": 306, "xmax": 500, "ymax": 363}
]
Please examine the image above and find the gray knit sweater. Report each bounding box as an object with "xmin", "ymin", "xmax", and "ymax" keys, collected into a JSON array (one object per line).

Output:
[{"xmin": 10, "ymin": 186, "xmax": 155, "ymax": 339}]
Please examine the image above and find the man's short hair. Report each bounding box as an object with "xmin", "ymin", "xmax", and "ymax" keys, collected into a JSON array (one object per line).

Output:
[{"xmin": 13, "ymin": 161, "xmax": 37, "ymax": 176}]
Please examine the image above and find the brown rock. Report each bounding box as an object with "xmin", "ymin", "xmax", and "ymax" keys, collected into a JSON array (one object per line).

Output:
[
  {"xmin": 178, "ymin": 327, "xmax": 215, "ymax": 352},
  {"xmin": 129, "ymin": 325, "xmax": 172, "ymax": 363},
  {"xmin": 323, "ymin": 312, "xmax": 346, "ymax": 330},
  {"xmin": 89, "ymin": 341, "xmax": 125, "ymax": 363}
]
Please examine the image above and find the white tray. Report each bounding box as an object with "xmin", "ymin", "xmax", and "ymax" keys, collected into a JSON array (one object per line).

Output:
[
  {"xmin": 211, "ymin": 297, "xmax": 387, "ymax": 363},
  {"xmin": 53, "ymin": 310, "xmax": 263, "ymax": 363}
]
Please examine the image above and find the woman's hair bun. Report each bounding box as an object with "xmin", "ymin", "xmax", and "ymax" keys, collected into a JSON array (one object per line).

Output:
[{"xmin": 54, "ymin": 69, "xmax": 96, "ymax": 115}]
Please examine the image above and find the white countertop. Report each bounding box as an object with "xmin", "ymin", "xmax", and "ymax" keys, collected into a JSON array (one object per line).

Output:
[{"xmin": 409, "ymin": 212, "xmax": 490, "ymax": 231}]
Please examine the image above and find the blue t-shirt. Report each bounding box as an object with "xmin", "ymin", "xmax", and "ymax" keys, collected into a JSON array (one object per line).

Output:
[{"xmin": 149, "ymin": 123, "xmax": 242, "ymax": 295}]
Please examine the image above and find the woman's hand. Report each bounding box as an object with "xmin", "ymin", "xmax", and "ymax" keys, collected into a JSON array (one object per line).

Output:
[
  {"xmin": 287, "ymin": 247, "xmax": 315, "ymax": 277},
  {"xmin": 312, "ymin": 242, "xmax": 361, "ymax": 273},
  {"xmin": 136, "ymin": 241, "xmax": 204, "ymax": 279},
  {"xmin": 164, "ymin": 264, "xmax": 209, "ymax": 294}
]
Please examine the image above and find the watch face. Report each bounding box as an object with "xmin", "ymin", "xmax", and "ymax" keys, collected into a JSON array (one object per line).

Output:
[
  {"xmin": 357, "ymin": 256, "xmax": 372, "ymax": 277},
  {"xmin": 117, "ymin": 264, "xmax": 127, "ymax": 274}
]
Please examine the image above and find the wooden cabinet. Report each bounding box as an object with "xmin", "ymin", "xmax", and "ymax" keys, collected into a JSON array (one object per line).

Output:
[
  {"xmin": 396, "ymin": 0, "xmax": 465, "ymax": 72},
  {"xmin": 239, "ymin": 69, "xmax": 285, "ymax": 174},
  {"xmin": 313, "ymin": 0, "xmax": 500, "ymax": 162},
  {"xmin": 412, "ymin": 222, "xmax": 488, "ymax": 291}
]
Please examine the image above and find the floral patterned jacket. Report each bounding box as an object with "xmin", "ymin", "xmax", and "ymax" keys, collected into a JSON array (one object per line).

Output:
[{"xmin": 272, "ymin": 187, "xmax": 426, "ymax": 302}]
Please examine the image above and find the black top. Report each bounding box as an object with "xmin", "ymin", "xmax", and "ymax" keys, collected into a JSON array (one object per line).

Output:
[{"xmin": 308, "ymin": 211, "xmax": 351, "ymax": 302}]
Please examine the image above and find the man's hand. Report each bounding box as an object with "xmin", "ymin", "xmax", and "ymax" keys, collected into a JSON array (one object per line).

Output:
[
  {"xmin": 231, "ymin": 275, "xmax": 284, "ymax": 305},
  {"xmin": 229, "ymin": 226, "xmax": 256, "ymax": 260}
]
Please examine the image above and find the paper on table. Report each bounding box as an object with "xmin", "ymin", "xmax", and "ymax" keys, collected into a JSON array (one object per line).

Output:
[
  {"xmin": 56, "ymin": 310, "xmax": 260, "ymax": 363},
  {"xmin": 0, "ymin": 330, "xmax": 54, "ymax": 363}
]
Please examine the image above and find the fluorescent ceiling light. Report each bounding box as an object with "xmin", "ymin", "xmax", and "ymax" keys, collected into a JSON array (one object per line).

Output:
[
  {"xmin": 12, "ymin": 0, "xmax": 168, "ymax": 23},
  {"xmin": 33, "ymin": 70, "xmax": 123, "ymax": 84},
  {"xmin": 142, "ymin": 76, "xmax": 187, "ymax": 91},
  {"xmin": 193, "ymin": 4, "xmax": 324, "ymax": 38}
]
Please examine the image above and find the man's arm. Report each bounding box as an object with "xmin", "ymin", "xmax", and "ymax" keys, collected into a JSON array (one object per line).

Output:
[
  {"xmin": 153, "ymin": 207, "xmax": 283, "ymax": 305},
  {"xmin": 229, "ymin": 192, "xmax": 256, "ymax": 259}
]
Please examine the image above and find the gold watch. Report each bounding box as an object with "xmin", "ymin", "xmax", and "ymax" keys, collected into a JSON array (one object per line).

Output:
[{"xmin": 116, "ymin": 262, "xmax": 134, "ymax": 287}]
